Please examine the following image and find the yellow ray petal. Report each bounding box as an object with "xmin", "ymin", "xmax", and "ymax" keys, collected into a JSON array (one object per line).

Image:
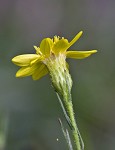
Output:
[
  {"xmin": 34, "ymin": 46, "xmax": 42, "ymax": 55},
  {"xmin": 32, "ymin": 63, "xmax": 48, "ymax": 80},
  {"xmin": 40, "ymin": 38, "xmax": 53, "ymax": 56},
  {"xmin": 16, "ymin": 64, "xmax": 38, "ymax": 77},
  {"xmin": 52, "ymin": 39, "xmax": 69, "ymax": 54},
  {"xmin": 12, "ymin": 54, "xmax": 40, "ymax": 67},
  {"xmin": 68, "ymin": 31, "xmax": 83, "ymax": 48},
  {"xmin": 66, "ymin": 50, "xmax": 97, "ymax": 59}
]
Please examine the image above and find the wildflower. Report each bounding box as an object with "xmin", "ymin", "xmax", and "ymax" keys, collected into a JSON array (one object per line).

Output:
[
  {"xmin": 12, "ymin": 31, "xmax": 97, "ymax": 150},
  {"xmin": 12, "ymin": 31, "xmax": 97, "ymax": 81},
  {"xmin": 12, "ymin": 31, "xmax": 97, "ymax": 96}
]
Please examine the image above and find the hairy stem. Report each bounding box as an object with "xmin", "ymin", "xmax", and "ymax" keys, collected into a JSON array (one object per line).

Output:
[{"xmin": 63, "ymin": 93, "xmax": 82, "ymax": 150}]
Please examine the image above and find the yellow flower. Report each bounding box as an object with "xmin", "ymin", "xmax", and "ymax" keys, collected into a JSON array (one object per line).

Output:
[{"xmin": 12, "ymin": 31, "xmax": 97, "ymax": 80}]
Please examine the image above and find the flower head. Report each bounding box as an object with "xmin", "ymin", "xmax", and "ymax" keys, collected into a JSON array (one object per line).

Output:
[{"xmin": 12, "ymin": 31, "xmax": 97, "ymax": 81}]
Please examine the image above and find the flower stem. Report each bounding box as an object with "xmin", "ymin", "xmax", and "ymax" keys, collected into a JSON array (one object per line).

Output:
[
  {"xmin": 67, "ymin": 101, "xmax": 81, "ymax": 150},
  {"xmin": 63, "ymin": 93, "xmax": 82, "ymax": 150}
]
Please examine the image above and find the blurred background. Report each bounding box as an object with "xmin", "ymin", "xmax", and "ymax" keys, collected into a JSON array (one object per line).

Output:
[{"xmin": 0, "ymin": 0, "xmax": 115, "ymax": 149}]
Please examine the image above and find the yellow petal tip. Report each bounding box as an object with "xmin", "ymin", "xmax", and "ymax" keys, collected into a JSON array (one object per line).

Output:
[
  {"xmin": 11, "ymin": 58, "xmax": 14, "ymax": 62},
  {"xmin": 69, "ymin": 31, "xmax": 83, "ymax": 47},
  {"xmin": 15, "ymin": 73, "xmax": 19, "ymax": 77},
  {"xmin": 79, "ymin": 31, "xmax": 83, "ymax": 35},
  {"xmin": 12, "ymin": 57, "xmax": 16, "ymax": 63},
  {"xmin": 92, "ymin": 50, "xmax": 98, "ymax": 53},
  {"xmin": 33, "ymin": 45, "xmax": 36, "ymax": 48}
]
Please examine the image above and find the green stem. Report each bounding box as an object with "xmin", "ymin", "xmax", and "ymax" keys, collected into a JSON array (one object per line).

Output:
[{"xmin": 64, "ymin": 94, "xmax": 81, "ymax": 150}]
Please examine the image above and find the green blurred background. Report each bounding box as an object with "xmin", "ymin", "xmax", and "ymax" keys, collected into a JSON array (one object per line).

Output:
[{"xmin": 0, "ymin": 0, "xmax": 115, "ymax": 149}]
